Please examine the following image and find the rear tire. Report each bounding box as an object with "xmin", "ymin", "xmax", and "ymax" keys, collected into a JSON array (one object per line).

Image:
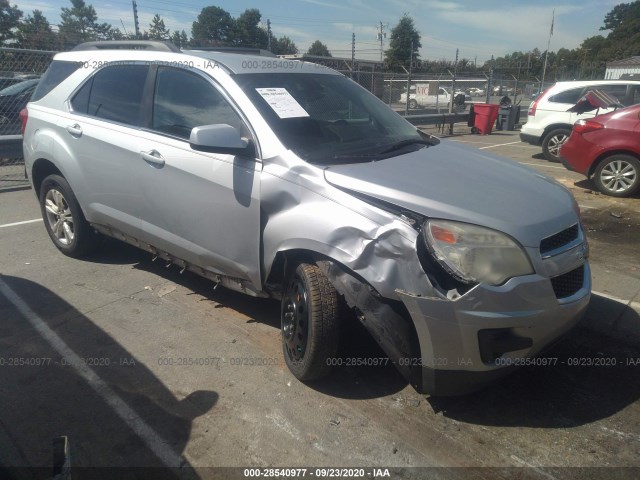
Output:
[
  {"xmin": 281, "ymin": 263, "xmax": 340, "ymax": 381},
  {"xmin": 39, "ymin": 174, "xmax": 96, "ymax": 257},
  {"xmin": 542, "ymin": 128, "xmax": 571, "ymax": 162},
  {"xmin": 593, "ymin": 154, "xmax": 640, "ymax": 197}
]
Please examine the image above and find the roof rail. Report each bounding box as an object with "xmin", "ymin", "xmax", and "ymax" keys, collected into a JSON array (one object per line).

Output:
[
  {"xmin": 71, "ymin": 41, "xmax": 181, "ymax": 52},
  {"xmin": 186, "ymin": 46, "xmax": 277, "ymax": 57}
]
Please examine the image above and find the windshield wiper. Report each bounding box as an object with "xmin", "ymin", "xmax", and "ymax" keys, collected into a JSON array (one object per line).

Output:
[{"xmin": 377, "ymin": 139, "xmax": 434, "ymax": 154}]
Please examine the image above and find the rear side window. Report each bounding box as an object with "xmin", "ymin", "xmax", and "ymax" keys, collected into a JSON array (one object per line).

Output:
[
  {"xmin": 32, "ymin": 60, "xmax": 83, "ymax": 102},
  {"xmin": 74, "ymin": 64, "xmax": 149, "ymax": 126},
  {"xmin": 548, "ymin": 88, "xmax": 583, "ymax": 104}
]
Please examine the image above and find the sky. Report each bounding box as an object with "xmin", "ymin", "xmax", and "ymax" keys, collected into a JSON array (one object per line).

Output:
[{"xmin": 12, "ymin": 0, "xmax": 621, "ymax": 62}]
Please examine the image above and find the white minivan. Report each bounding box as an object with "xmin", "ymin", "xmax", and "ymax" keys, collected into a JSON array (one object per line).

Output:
[{"xmin": 520, "ymin": 80, "xmax": 640, "ymax": 161}]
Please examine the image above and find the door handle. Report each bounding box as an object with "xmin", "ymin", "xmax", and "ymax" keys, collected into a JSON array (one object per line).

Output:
[
  {"xmin": 140, "ymin": 150, "xmax": 165, "ymax": 167},
  {"xmin": 66, "ymin": 124, "xmax": 82, "ymax": 137}
]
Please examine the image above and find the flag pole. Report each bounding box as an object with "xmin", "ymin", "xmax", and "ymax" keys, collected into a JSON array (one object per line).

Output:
[{"xmin": 540, "ymin": 9, "xmax": 554, "ymax": 94}]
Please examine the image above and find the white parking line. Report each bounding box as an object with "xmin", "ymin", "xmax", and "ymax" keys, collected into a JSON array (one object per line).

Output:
[
  {"xmin": 0, "ymin": 218, "xmax": 42, "ymax": 228},
  {"xmin": 0, "ymin": 276, "xmax": 185, "ymax": 469},
  {"xmin": 479, "ymin": 141, "xmax": 525, "ymax": 149}
]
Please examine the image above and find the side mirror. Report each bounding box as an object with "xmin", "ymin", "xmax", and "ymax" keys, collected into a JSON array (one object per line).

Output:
[{"xmin": 189, "ymin": 124, "xmax": 255, "ymax": 157}]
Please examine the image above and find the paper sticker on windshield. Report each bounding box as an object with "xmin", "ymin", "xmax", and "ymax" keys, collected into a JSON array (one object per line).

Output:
[{"xmin": 256, "ymin": 88, "xmax": 309, "ymax": 118}]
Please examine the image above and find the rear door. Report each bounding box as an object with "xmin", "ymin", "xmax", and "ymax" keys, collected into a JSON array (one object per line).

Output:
[{"xmin": 56, "ymin": 63, "xmax": 151, "ymax": 238}]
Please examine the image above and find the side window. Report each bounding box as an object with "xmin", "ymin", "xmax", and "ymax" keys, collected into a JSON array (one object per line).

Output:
[
  {"xmin": 152, "ymin": 67, "xmax": 248, "ymax": 140},
  {"xmin": 595, "ymin": 84, "xmax": 628, "ymax": 105},
  {"xmin": 70, "ymin": 78, "xmax": 92, "ymax": 113},
  {"xmin": 548, "ymin": 88, "xmax": 583, "ymax": 104},
  {"xmin": 630, "ymin": 85, "xmax": 640, "ymax": 105},
  {"xmin": 79, "ymin": 65, "xmax": 148, "ymax": 125},
  {"xmin": 32, "ymin": 60, "xmax": 83, "ymax": 102}
]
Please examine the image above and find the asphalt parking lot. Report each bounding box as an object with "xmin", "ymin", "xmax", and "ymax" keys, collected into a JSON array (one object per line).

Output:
[{"xmin": 1, "ymin": 128, "xmax": 639, "ymax": 479}]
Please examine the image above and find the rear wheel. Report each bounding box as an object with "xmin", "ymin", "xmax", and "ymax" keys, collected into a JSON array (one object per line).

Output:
[
  {"xmin": 542, "ymin": 128, "xmax": 571, "ymax": 162},
  {"xmin": 593, "ymin": 154, "xmax": 640, "ymax": 197},
  {"xmin": 281, "ymin": 263, "xmax": 340, "ymax": 381},
  {"xmin": 39, "ymin": 174, "xmax": 96, "ymax": 257}
]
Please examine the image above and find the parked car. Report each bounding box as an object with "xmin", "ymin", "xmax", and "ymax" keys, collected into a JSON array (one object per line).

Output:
[
  {"xmin": 23, "ymin": 41, "xmax": 590, "ymax": 396},
  {"xmin": 520, "ymin": 80, "xmax": 640, "ymax": 162},
  {"xmin": 0, "ymin": 78, "xmax": 39, "ymax": 135},
  {"xmin": 560, "ymin": 103, "xmax": 640, "ymax": 197},
  {"xmin": 0, "ymin": 77, "xmax": 24, "ymax": 90},
  {"xmin": 467, "ymin": 87, "xmax": 485, "ymax": 97}
]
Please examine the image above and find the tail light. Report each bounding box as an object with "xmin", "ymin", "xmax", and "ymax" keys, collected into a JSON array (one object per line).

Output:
[
  {"xmin": 528, "ymin": 87, "xmax": 552, "ymax": 116},
  {"xmin": 19, "ymin": 108, "xmax": 28, "ymax": 135},
  {"xmin": 573, "ymin": 119, "xmax": 604, "ymax": 134}
]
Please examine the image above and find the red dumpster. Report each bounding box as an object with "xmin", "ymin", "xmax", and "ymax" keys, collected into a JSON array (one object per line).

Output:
[{"xmin": 470, "ymin": 103, "xmax": 500, "ymax": 135}]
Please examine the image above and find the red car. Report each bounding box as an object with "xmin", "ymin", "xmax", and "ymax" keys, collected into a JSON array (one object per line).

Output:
[{"xmin": 560, "ymin": 103, "xmax": 640, "ymax": 197}]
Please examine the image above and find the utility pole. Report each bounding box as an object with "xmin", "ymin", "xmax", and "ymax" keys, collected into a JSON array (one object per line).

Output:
[
  {"xmin": 267, "ymin": 19, "xmax": 271, "ymax": 51},
  {"xmin": 351, "ymin": 32, "xmax": 355, "ymax": 79},
  {"xmin": 376, "ymin": 21, "xmax": 387, "ymax": 63},
  {"xmin": 132, "ymin": 0, "xmax": 140, "ymax": 39}
]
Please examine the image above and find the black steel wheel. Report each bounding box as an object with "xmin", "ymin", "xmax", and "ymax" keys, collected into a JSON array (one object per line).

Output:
[{"xmin": 281, "ymin": 263, "xmax": 340, "ymax": 381}]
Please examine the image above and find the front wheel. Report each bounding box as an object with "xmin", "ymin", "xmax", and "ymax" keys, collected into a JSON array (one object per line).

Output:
[
  {"xmin": 281, "ymin": 263, "xmax": 340, "ymax": 381},
  {"xmin": 39, "ymin": 174, "xmax": 96, "ymax": 257},
  {"xmin": 593, "ymin": 154, "xmax": 640, "ymax": 197},
  {"xmin": 542, "ymin": 128, "xmax": 571, "ymax": 162},
  {"xmin": 408, "ymin": 99, "xmax": 418, "ymax": 109}
]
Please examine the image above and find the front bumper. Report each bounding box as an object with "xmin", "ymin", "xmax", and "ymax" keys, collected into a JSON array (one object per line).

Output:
[{"xmin": 397, "ymin": 263, "xmax": 591, "ymax": 396}]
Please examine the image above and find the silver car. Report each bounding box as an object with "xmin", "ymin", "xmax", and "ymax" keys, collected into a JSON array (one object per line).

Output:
[{"xmin": 22, "ymin": 41, "xmax": 591, "ymax": 395}]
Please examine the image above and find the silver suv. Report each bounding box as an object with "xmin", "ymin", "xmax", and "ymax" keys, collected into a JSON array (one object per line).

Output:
[{"xmin": 23, "ymin": 41, "xmax": 591, "ymax": 395}]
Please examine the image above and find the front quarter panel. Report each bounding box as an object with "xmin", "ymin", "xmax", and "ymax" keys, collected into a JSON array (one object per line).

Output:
[{"xmin": 260, "ymin": 151, "xmax": 435, "ymax": 301}]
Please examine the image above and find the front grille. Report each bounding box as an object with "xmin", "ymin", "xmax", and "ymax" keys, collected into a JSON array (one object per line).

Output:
[
  {"xmin": 540, "ymin": 224, "xmax": 579, "ymax": 255},
  {"xmin": 551, "ymin": 265, "xmax": 585, "ymax": 299}
]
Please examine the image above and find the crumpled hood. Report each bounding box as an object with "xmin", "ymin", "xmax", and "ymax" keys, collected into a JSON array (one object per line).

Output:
[{"xmin": 323, "ymin": 140, "xmax": 578, "ymax": 247}]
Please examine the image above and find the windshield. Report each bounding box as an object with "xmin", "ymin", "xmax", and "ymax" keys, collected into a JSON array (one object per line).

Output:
[
  {"xmin": 0, "ymin": 79, "xmax": 39, "ymax": 96},
  {"xmin": 234, "ymin": 73, "xmax": 427, "ymax": 164}
]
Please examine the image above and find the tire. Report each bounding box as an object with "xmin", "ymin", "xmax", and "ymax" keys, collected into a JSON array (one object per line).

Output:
[
  {"xmin": 281, "ymin": 263, "xmax": 340, "ymax": 381},
  {"xmin": 39, "ymin": 174, "xmax": 96, "ymax": 257},
  {"xmin": 542, "ymin": 128, "xmax": 571, "ymax": 162},
  {"xmin": 593, "ymin": 154, "xmax": 640, "ymax": 198},
  {"xmin": 409, "ymin": 99, "xmax": 418, "ymax": 109}
]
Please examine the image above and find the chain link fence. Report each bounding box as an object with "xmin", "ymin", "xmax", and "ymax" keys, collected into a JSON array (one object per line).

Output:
[{"xmin": 0, "ymin": 47, "xmax": 56, "ymax": 190}]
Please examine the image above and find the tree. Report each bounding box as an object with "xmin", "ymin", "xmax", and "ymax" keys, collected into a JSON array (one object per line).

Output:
[
  {"xmin": 148, "ymin": 13, "xmax": 170, "ymax": 40},
  {"xmin": 171, "ymin": 29, "xmax": 189, "ymax": 48},
  {"xmin": 59, "ymin": 0, "xmax": 112, "ymax": 46},
  {"xmin": 233, "ymin": 8, "xmax": 267, "ymax": 48},
  {"xmin": 307, "ymin": 40, "xmax": 330, "ymax": 57},
  {"xmin": 191, "ymin": 6, "xmax": 233, "ymax": 46},
  {"xmin": 271, "ymin": 35, "xmax": 298, "ymax": 55},
  {"xmin": 0, "ymin": 0, "xmax": 22, "ymax": 45},
  {"xmin": 385, "ymin": 14, "xmax": 421, "ymax": 70},
  {"xmin": 17, "ymin": 9, "xmax": 57, "ymax": 49},
  {"xmin": 601, "ymin": 1, "xmax": 640, "ymax": 31}
]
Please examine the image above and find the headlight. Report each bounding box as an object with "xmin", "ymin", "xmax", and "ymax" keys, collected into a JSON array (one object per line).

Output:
[{"xmin": 423, "ymin": 219, "xmax": 534, "ymax": 286}]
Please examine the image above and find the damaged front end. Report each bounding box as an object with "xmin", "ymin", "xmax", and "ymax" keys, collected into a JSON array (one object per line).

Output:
[{"xmin": 261, "ymin": 146, "xmax": 590, "ymax": 396}]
